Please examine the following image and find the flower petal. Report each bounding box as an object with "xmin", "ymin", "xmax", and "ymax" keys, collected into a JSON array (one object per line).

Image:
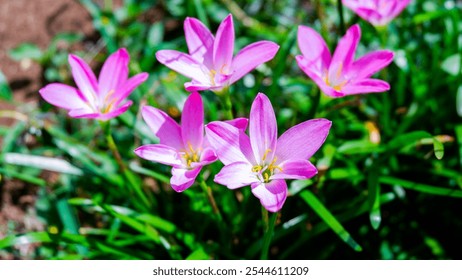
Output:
[
  {"xmin": 329, "ymin": 24, "xmax": 361, "ymax": 75},
  {"xmin": 134, "ymin": 144, "xmax": 182, "ymax": 167},
  {"xmin": 213, "ymin": 14, "xmax": 234, "ymax": 73},
  {"xmin": 68, "ymin": 54, "xmax": 98, "ymax": 104},
  {"xmin": 98, "ymin": 48, "xmax": 129, "ymax": 99},
  {"xmin": 224, "ymin": 117, "xmax": 248, "ymax": 131},
  {"xmin": 184, "ymin": 17, "xmax": 214, "ymax": 67},
  {"xmin": 349, "ymin": 50, "xmax": 394, "ymax": 80},
  {"xmin": 171, "ymin": 167, "xmax": 202, "ymax": 192},
  {"xmin": 271, "ymin": 159, "xmax": 318, "ymax": 180},
  {"xmin": 68, "ymin": 108, "xmax": 100, "ymax": 119},
  {"xmin": 184, "ymin": 80, "xmax": 214, "ymax": 92},
  {"xmin": 39, "ymin": 83, "xmax": 89, "ymax": 110},
  {"xmin": 276, "ymin": 118, "xmax": 332, "ymax": 162},
  {"xmin": 112, "ymin": 72, "xmax": 149, "ymax": 106},
  {"xmin": 251, "ymin": 180, "xmax": 287, "ymax": 213},
  {"xmin": 141, "ymin": 106, "xmax": 183, "ymax": 150},
  {"xmin": 181, "ymin": 92, "xmax": 203, "ymax": 150},
  {"xmin": 214, "ymin": 161, "xmax": 257, "ymax": 189},
  {"xmin": 249, "ymin": 93, "xmax": 278, "ymax": 163},
  {"xmin": 342, "ymin": 79, "xmax": 390, "ymax": 95},
  {"xmin": 205, "ymin": 121, "xmax": 255, "ymax": 165},
  {"xmin": 297, "ymin": 25, "xmax": 331, "ymax": 72},
  {"xmin": 229, "ymin": 41, "xmax": 279, "ymax": 84},
  {"xmin": 156, "ymin": 50, "xmax": 209, "ymax": 84}
]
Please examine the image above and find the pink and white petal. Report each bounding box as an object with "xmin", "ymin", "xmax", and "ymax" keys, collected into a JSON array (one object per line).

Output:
[
  {"xmin": 249, "ymin": 93, "xmax": 278, "ymax": 162},
  {"xmin": 134, "ymin": 144, "xmax": 183, "ymax": 167},
  {"xmin": 141, "ymin": 106, "xmax": 183, "ymax": 150},
  {"xmin": 224, "ymin": 117, "xmax": 248, "ymax": 131},
  {"xmin": 271, "ymin": 159, "xmax": 318, "ymax": 180},
  {"xmin": 98, "ymin": 48, "xmax": 129, "ymax": 99},
  {"xmin": 276, "ymin": 118, "xmax": 332, "ymax": 162},
  {"xmin": 181, "ymin": 92, "xmax": 204, "ymax": 150},
  {"xmin": 214, "ymin": 161, "xmax": 257, "ymax": 189},
  {"xmin": 229, "ymin": 41, "xmax": 279, "ymax": 84},
  {"xmin": 97, "ymin": 101, "xmax": 132, "ymax": 121},
  {"xmin": 198, "ymin": 147, "xmax": 218, "ymax": 165},
  {"xmin": 342, "ymin": 79, "xmax": 390, "ymax": 95},
  {"xmin": 213, "ymin": 14, "xmax": 234, "ymax": 73},
  {"xmin": 251, "ymin": 180, "xmax": 288, "ymax": 213},
  {"xmin": 184, "ymin": 80, "xmax": 213, "ymax": 92},
  {"xmin": 68, "ymin": 54, "xmax": 98, "ymax": 104},
  {"xmin": 349, "ymin": 50, "xmax": 394, "ymax": 80},
  {"xmin": 205, "ymin": 121, "xmax": 255, "ymax": 165},
  {"xmin": 329, "ymin": 24, "xmax": 361, "ymax": 73},
  {"xmin": 155, "ymin": 50, "xmax": 209, "ymax": 84},
  {"xmin": 112, "ymin": 73, "xmax": 148, "ymax": 106},
  {"xmin": 184, "ymin": 17, "xmax": 214, "ymax": 66},
  {"xmin": 354, "ymin": 7, "xmax": 384, "ymax": 26},
  {"xmin": 68, "ymin": 108, "xmax": 100, "ymax": 119},
  {"xmin": 39, "ymin": 83, "xmax": 89, "ymax": 110},
  {"xmin": 171, "ymin": 167, "xmax": 202, "ymax": 192},
  {"xmin": 297, "ymin": 26, "xmax": 331, "ymax": 71}
]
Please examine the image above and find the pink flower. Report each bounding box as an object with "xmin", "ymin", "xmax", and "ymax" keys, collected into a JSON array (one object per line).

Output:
[
  {"xmin": 39, "ymin": 48, "xmax": 148, "ymax": 121},
  {"xmin": 205, "ymin": 93, "xmax": 331, "ymax": 212},
  {"xmin": 342, "ymin": 0, "xmax": 411, "ymax": 27},
  {"xmin": 156, "ymin": 14, "xmax": 279, "ymax": 92},
  {"xmin": 134, "ymin": 92, "xmax": 248, "ymax": 192},
  {"xmin": 296, "ymin": 24, "xmax": 394, "ymax": 98}
]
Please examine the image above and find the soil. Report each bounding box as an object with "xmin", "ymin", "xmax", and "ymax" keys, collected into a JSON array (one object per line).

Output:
[{"xmin": 0, "ymin": 0, "xmax": 96, "ymax": 259}]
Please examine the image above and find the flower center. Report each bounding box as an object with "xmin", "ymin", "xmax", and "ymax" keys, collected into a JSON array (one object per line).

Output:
[
  {"xmin": 101, "ymin": 89, "xmax": 116, "ymax": 114},
  {"xmin": 181, "ymin": 143, "xmax": 200, "ymax": 168},
  {"xmin": 251, "ymin": 149, "xmax": 282, "ymax": 183},
  {"xmin": 324, "ymin": 62, "xmax": 349, "ymax": 91}
]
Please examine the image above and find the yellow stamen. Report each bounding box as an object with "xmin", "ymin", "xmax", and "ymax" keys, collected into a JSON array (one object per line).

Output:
[
  {"xmin": 262, "ymin": 149, "xmax": 272, "ymax": 162},
  {"xmin": 263, "ymin": 173, "xmax": 270, "ymax": 182},
  {"xmin": 252, "ymin": 165, "xmax": 262, "ymax": 173}
]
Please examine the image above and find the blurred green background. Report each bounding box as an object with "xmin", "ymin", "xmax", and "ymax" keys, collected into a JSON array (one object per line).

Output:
[{"xmin": 0, "ymin": 0, "xmax": 462, "ymax": 259}]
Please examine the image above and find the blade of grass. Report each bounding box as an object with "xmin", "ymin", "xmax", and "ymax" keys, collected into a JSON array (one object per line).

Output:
[
  {"xmin": 379, "ymin": 176, "xmax": 462, "ymax": 198},
  {"xmin": 300, "ymin": 190, "xmax": 362, "ymax": 252}
]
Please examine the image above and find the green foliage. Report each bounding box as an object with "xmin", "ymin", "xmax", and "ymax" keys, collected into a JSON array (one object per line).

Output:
[{"xmin": 1, "ymin": 0, "xmax": 461, "ymax": 260}]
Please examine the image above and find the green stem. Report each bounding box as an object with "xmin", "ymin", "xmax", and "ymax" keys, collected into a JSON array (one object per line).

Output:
[
  {"xmin": 100, "ymin": 121, "xmax": 151, "ymax": 209},
  {"xmin": 218, "ymin": 87, "xmax": 234, "ymax": 120},
  {"xmin": 377, "ymin": 27, "xmax": 392, "ymax": 139},
  {"xmin": 337, "ymin": 0, "xmax": 346, "ymax": 34},
  {"xmin": 308, "ymin": 87, "xmax": 321, "ymax": 119},
  {"xmin": 199, "ymin": 176, "xmax": 223, "ymax": 222},
  {"xmin": 260, "ymin": 209, "xmax": 277, "ymax": 260}
]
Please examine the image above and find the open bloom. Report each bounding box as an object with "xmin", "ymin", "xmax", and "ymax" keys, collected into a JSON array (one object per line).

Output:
[
  {"xmin": 156, "ymin": 14, "xmax": 279, "ymax": 92},
  {"xmin": 39, "ymin": 48, "xmax": 148, "ymax": 120},
  {"xmin": 342, "ymin": 0, "xmax": 411, "ymax": 27},
  {"xmin": 206, "ymin": 93, "xmax": 331, "ymax": 212},
  {"xmin": 134, "ymin": 92, "xmax": 248, "ymax": 192},
  {"xmin": 296, "ymin": 24, "xmax": 394, "ymax": 98}
]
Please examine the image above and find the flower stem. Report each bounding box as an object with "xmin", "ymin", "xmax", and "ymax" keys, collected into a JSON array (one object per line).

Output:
[
  {"xmin": 260, "ymin": 209, "xmax": 278, "ymax": 260},
  {"xmin": 99, "ymin": 121, "xmax": 151, "ymax": 209},
  {"xmin": 337, "ymin": 0, "xmax": 346, "ymax": 34},
  {"xmin": 199, "ymin": 176, "xmax": 223, "ymax": 222},
  {"xmin": 217, "ymin": 87, "xmax": 234, "ymax": 120}
]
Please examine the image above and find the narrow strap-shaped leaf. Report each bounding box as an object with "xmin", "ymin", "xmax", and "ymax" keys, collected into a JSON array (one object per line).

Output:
[
  {"xmin": 380, "ymin": 176, "xmax": 462, "ymax": 198},
  {"xmin": 300, "ymin": 190, "xmax": 362, "ymax": 252}
]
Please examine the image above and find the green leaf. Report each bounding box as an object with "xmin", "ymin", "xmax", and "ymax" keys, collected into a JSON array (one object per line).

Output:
[
  {"xmin": 9, "ymin": 43, "xmax": 43, "ymax": 61},
  {"xmin": 4, "ymin": 153, "xmax": 83, "ymax": 175},
  {"xmin": 441, "ymin": 53, "xmax": 461, "ymax": 76},
  {"xmin": 0, "ymin": 232, "xmax": 52, "ymax": 249},
  {"xmin": 380, "ymin": 176, "xmax": 462, "ymax": 198},
  {"xmin": 300, "ymin": 191, "xmax": 362, "ymax": 252},
  {"xmin": 0, "ymin": 71, "xmax": 12, "ymax": 101},
  {"xmin": 186, "ymin": 247, "xmax": 210, "ymax": 260}
]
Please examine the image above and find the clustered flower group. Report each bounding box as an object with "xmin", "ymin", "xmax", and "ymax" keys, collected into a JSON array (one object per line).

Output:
[{"xmin": 39, "ymin": 1, "xmax": 409, "ymax": 212}]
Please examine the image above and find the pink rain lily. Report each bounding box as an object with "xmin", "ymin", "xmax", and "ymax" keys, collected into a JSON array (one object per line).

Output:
[
  {"xmin": 342, "ymin": 0, "xmax": 411, "ymax": 27},
  {"xmin": 134, "ymin": 92, "xmax": 248, "ymax": 192},
  {"xmin": 156, "ymin": 14, "xmax": 279, "ymax": 92},
  {"xmin": 296, "ymin": 24, "xmax": 394, "ymax": 98},
  {"xmin": 206, "ymin": 93, "xmax": 331, "ymax": 212},
  {"xmin": 39, "ymin": 48, "xmax": 148, "ymax": 121}
]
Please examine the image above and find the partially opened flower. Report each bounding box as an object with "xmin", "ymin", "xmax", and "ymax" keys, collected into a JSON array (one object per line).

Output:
[
  {"xmin": 156, "ymin": 14, "xmax": 279, "ymax": 93},
  {"xmin": 134, "ymin": 92, "xmax": 248, "ymax": 192},
  {"xmin": 296, "ymin": 24, "xmax": 394, "ymax": 98},
  {"xmin": 39, "ymin": 48, "xmax": 148, "ymax": 121},
  {"xmin": 342, "ymin": 0, "xmax": 411, "ymax": 27},
  {"xmin": 206, "ymin": 93, "xmax": 331, "ymax": 212}
]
